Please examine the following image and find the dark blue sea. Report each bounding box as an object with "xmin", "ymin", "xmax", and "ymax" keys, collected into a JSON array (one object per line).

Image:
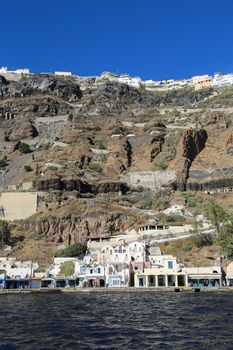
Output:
[{"xmin": 0, "ymin": 292, "xmax": 232, "ymax": 350}]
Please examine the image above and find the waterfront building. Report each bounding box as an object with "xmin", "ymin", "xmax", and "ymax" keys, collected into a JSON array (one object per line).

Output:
[
  {"xmin": 226, "ymin": 261, "xmax": 233, "ymax": 286},
  {"xmin": 106, "ymin": 274, "xmax": 122, "ymax": 287},
  {"xmin": 0, "ymin": 269, "xmax": 6, "ymax": 289},
  {"xmin": 0, "ymin": 258, "xmax": 38, "ymax": 279},
  {"xmin": 85, "ymin": 265, "xmax": 106, "ymax": 287},
  {"xmin": 134, "ymin": 255, "xmax": 185, "ymax": 287},
  {"xmin": 49, "ymin": 257, "xmax": 80, "ymax": 277},
  {"xmin": 182, "ymin": 266, "xmax": 222, "ymax": 287}
]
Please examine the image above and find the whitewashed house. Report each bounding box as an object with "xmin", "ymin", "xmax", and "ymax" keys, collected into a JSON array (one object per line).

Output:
[{"xmin": 128, "ymin": 242, "xmax": 146, "ymax": 262}]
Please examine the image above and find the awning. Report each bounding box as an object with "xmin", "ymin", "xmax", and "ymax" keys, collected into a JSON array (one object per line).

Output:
[{"xmin": 188, "ymin": 275, "xmax": 221, "ymax": 279}]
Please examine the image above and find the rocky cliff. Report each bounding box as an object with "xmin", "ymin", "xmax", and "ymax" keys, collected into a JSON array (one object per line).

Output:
[
  {"xmin": 36, "ymin": 211, "xmax": 126, "ymax": 244},
  {"xmin": 171, "ymin": 129, "xmax": 208, "ymax": 190},
  {"xmin": 1, "ymin": 72, "xmax": 233, "ymax": 256}
]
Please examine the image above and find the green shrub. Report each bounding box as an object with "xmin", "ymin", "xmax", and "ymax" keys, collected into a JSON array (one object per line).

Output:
[
  {"xmin": 136, "ymin": 186, "xmax": 148, "ymax": 192},
  {"xmin": 59, "ymin": 261, "xmax": 75, "ymax": 276},
  {"xmin": 30, "ymin": 232, "xmax": 45, "ymax": 240},
  {"xmin": 68, "ymin": 113, "xmax": 73, "ymax": 121},
  {"xmin": 36, "ymin": 267, "xmax": 46, "ymax": 273},
  {"xmin": 191, "ymin": 233, "xmax": 214, "ymax": 249},
  {"xmin": 55, "ymin": 243, "xmax": 87, "ymax": 258},
  {"xmin": 154, "ymin": 157, "xmax": 167, "ymax": 170},
  {"xmin": 217, "ymin": 218, "xmax": 233, "ymax": 258},
  {"xmin": 137, "ymin": 198, "xmax": 154, "ymax": 210},
  {"xmin": 182, "ymin": 243, "xmax": 192, "ymax": 252},
  {"xmin": 94, "ymin": 139, "xmax": 106, "ymax": 150},
  {"xmin": 24, "ymin": 165, "xmax": 33, "ymax": 172},
  {"xmin": 0, "ymin": 158, "xmax": 8, "ymax": 168},
  {"xmin": 88, "ymin": 162, "xmax": 102, "ymax": 173},
  {"xmin": 163, "ymin": 215, "xmax": 184, "ymax": 223},
  {"xmin": 19, "ymin": 142, "xmax": 31, "ymax": 154},
  {"xmin": 0, "ymin": 221, "xmax": 11, "ymax": 247}
]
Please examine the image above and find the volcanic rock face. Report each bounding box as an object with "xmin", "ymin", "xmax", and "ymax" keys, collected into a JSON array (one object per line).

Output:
[
  {"xmin": 0, "ymin": 75, "xmax": 82, "ymax": 101},
  {"xmin": 5, "ymin": 117, "xmax": 38, "ymax": 141},
  {"xmin": 37, "ymin": 212, "xmax": 125, "ymax": 244},
  {"xmin": 173, "ymin": 129, "xmax": 208, "ymax": 190},
  {"xmin": 34, "ymin": 177, "xmax": 129, "ymax": 194}
]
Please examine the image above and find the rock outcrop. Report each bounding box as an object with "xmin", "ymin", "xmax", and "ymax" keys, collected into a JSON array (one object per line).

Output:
[
  {"xmin": 0, "ymin": 74, "xmax": 82, "ymax": 101},
  {"xmin": 34, "ymin": 177, "xmax": 129, "ymax": 194},
  {"xmin": 5, "ymin": 117, "xmax": 38, "ymax": 141},
  {"xmin": 36, "ymin": 211, "xmax": 126, "ymax": 244},
  {"xmin": 172, "ymin": 129, "xmax": 208, "ymax": 190}
]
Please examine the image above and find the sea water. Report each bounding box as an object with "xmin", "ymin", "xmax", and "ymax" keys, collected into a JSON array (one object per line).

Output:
[{"xmin": 0, "ymin": 292, "xmax": 232, "ymax": 350}]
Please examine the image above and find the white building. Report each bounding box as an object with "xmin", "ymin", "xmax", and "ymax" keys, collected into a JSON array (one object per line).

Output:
[
  {"xmin": 128, "ymin": 241, "xmax": 146, "ymax": 262},
  {"xmin": 54, "ymin": 71, "xmax": 72, "ymax": 76},
  {"xmin": 212, "ymin": 73, "xmax": 233, "ymax": 87},
  {"xmin": 226, "ymin": 261, "xmax": 233, "ymax": 286},
  {"xmin": 0, "ymin": 258, "xmax": 38, "ymax": 279},
  {"xmin": 49, "ymin": 257, "xmax": 80, "ymax": 277},
  {"xmin": 0, "ymin": 67, "xmax": 30, "ymax": 81},
  {"xmin": 112, "ymin": 244, "xmax": 130, "ymax": 264}
]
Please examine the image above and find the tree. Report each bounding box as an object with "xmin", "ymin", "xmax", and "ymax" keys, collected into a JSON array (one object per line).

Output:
[
  {"xmin": 0, "ymin": 221, "xmax": 10, "ymax": 249},
  {"xmin": 55, "ymin": 243, "xmax": 87, "ymax": 258},
  {"xmin": 191, "ymin": 220, "xmax": 214, "ymax": 248},
  {"xmin": 205, "ymin": 200, "xmax": 228, "ymax": 233},
  {"xmin": 217, "ymin": 218, "xmax": 233, "ymax": 258}
]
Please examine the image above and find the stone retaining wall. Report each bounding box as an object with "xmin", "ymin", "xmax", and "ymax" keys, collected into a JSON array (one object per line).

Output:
[{"xmin": 121, "ymin": 170, "xmax": 177, "ymax": 189}]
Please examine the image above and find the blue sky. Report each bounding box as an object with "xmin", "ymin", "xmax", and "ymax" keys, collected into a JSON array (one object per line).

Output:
[{"xmin": 1, "ymin": 0, "xmax": 233, "ymax": 80}]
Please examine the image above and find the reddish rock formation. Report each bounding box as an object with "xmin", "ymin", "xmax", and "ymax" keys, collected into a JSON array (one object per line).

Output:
[
  {"xmin": 172, "ymin": 129, "xmax": 208, "ymax": 190},
  {"xmin": 36, "ymin": 212, "xmax": 126, "ymax": 244}
]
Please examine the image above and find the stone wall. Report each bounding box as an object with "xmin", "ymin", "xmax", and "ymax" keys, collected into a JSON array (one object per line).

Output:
[
  {"xmin": 189, "ymin": 167, "xmax": 233, "ymax": 180},
  {"xmin": 120, "ymin": 170, "xmax": 177, "ymax": 189},
  {"xmin": 0, "ymin": 192, "xmax": 38, "ymax": 221}
]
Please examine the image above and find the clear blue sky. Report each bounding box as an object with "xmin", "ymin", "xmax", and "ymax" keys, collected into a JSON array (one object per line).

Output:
[{"xmin": 1, "ymin": 0, "xmax": 233, "ymax": 80}]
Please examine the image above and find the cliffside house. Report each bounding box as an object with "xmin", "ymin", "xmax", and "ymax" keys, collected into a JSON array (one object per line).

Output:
[
  {"xmin": 192, "ymin": 75, "xmax": 212, "ymax": 90},
  {"xmin": 138, "ymin": 224, "xmax": 169, "ymax": 234}
]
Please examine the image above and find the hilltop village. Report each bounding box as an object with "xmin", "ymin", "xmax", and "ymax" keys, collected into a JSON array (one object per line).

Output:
[{"xmin": 1, "ymin": 67, "xmax": 233, "ymax": 290}]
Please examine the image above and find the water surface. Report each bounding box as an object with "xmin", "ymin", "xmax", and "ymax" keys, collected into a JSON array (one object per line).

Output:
[{"xmin": 0, "ymin": 292, "xmax": 232, "ymax": 350}]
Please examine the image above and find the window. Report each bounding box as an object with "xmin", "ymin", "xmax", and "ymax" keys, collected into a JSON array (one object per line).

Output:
[
  {"xmin": 113, "ymin": 279, "xmax": 120, "ymax": 286},
  {"xmin": 168, "ymin": 261, "xmax": 173, "ymax": 269},
  {"xmin": 98, "ymin": 268, "xmax": 101, "ymax": 274},
  {"xmin": 139, "ymin": 278, "xmax": 144, "ymax": 287},
  {"xmin": 90, "ymin": 269, "xmax": 93, "ymax": 274}
]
